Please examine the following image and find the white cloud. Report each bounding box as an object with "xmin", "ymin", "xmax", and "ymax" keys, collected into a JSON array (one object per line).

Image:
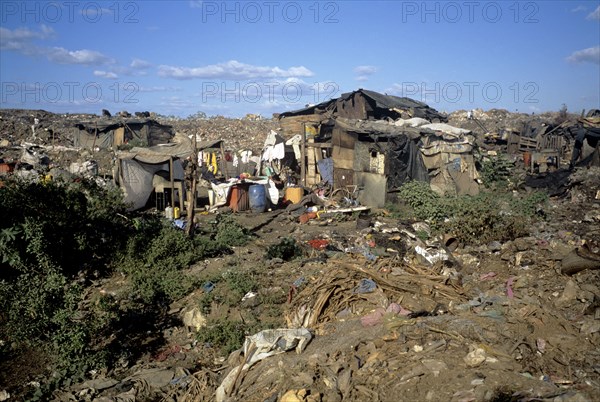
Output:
[
  {"xmin": 353, "ymin": 65, "xmax": 378, "ymax": 75},
  {"xmin": 571, "ymin": 5, "xmax": 587, "ymax": 12},
  {"xmin": 566, "ymin": 46, "xmax": 600, "ymax": 64},
  {"xmin": 93, "ymin": 70, "xmax": 118, "ymax": 79},
  {"xmin": 353, "ymin": 65, "xmax": 377, "ymax": 82},
  {"xmin": 47, "ymin": 47, "xmax": 114, "ymax": 65},
  {"xmin": 587, "ymin": 5, "xmax": 600, "ymax": 20},
  {"xmin": 1, "ymin": 25, "xmax": 114, "ymax": 66},
  {"xmin": 0, "ymin": 25, "xmax": 55, "ymax": 52},
  {"xmin": 130, "ymin": 58, "xmax": 152, "ymax": 69},
  {"xmin": 158, "ymin": 60, "xmax": 314, "ymax": 80},
  {"xmin": 138, "ymin": 86, "xmax": 181, "ymax": 92}
]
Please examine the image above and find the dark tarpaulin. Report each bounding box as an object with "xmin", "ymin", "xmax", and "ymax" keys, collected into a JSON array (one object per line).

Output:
[
  {"xmin": 382, "ymin": 134, "xmax": 429, "ymax": 189},
  {"xmin": 278, "ymin": 89, "xmax": 446, "ymax": 122},
  {"xmin": 524, "ymin": 170, "xmax": 573, "ymax": 197}
]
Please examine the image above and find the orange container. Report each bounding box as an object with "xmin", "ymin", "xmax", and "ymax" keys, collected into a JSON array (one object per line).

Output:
[
  {"xmin": 0, "ymin": 163, "xmax": 14, "ymax": 174},
  {"xmin": 523, "ymin": 151, "xmax": 531, "ymax": 168},
  {"xmin": 229, "ymin": 185, "xmax": 249, "ymax": 212},
  {"xmin": 285, "ymin": 187, "xmax": 303, "ymax": 204}
]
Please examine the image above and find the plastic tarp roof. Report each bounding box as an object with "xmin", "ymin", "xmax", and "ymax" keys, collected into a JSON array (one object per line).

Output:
[
  {"xmin": 117, "ymin": 157, "xmax": 184, "ymax": 210},
  {"xmin": 278, "ymin": 89, "xmax": 445, "ymax": 121},
  {"xmin": 116, "ymin": 133, "xmax": 192, "ymax": 210}
]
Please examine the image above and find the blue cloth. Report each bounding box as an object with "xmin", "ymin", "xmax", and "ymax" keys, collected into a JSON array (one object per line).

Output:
[
  {"xmin": 353, "ymin": 278, "xmax": 377, "ymax": 294},
  {"xmin": 317, "ymin": 158, "xmax": 334, "ymax": 185}
]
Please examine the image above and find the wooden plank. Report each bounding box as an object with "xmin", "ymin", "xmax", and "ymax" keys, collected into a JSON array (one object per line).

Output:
[
  {"xmin": 306, "ymin": 143, "xmax": 332, "ymax": 149},
  {"xmin": 333, "ymin": 168, "xmax": 354, "ymax": 190},
  {"xmin": 301, "ymin": 123, "xmax": 306, "ymax": 186},
  {"xmin": 113, "ymin": 127, "xmax": 125, "ymax": 147},
  {"xmin": 333, "ymin": 146, "xmax": 354, "ymax": 170},
  {"xmin": 307, "ymin": 145, "xmax": 316, "ymax": 186}
]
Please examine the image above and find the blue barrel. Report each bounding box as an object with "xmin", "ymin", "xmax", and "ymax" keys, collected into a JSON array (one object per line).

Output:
[{"xmin": 249, "ymin": 184, "xmax": 267, "ymax": 213}]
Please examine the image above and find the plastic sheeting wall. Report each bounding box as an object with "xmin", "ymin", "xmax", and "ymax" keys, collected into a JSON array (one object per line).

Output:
[{"xmin": 118, "ymin": 158, "xmax": 184, "ymax": 210}]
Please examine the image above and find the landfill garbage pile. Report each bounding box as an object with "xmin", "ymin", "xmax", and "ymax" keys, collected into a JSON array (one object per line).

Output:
[
  {"xmin": 447, "ymin": 109, "xmax": 581, "ymax": 146},
  {"xmin": 2, "ymin": 166, "xmax": 593, "ymax": 402},
  {"xmin": 1, "ymin": 107, "xmax": 599, "ymax": 401},
  {"xmin": 163, "ymin": 115, "xmax": 279, "ymax": 154}
]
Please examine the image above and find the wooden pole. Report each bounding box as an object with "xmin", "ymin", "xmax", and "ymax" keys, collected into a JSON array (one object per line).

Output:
[
  {"xmin": 186, "ymin": 134, "xmax": 198, "ymax": 237},
  {"xmin": 220, "ymin": 142, "xmax": 229, "ymax": 180},
  {"xmin": 169, "ymin": 156, "xmax": 175, "ymax": 208},
  {"xmin": 301, "ymin": 123, "xmax": 306, "ymax": 187},
  {"xmin": 91, "ymin": 122, "xmax": 98, "ymax": 153}
]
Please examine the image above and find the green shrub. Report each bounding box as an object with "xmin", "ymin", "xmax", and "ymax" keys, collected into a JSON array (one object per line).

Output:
[
  {"xmin": 398, "ymin": 181, "xmax": 446, "ymax": 225},
  {"xmin": 479, "ymin": 154, "xmax": 514, "ymax": 188},
  {"xmin": 440, "ymin": 193, "xmax": 528, "ymax": 245},
  {"xmin": 196, "ymin": 319, "xmax": 250, "ymax": 355},
  {"xmin": 265, "ymin": 237, "xmax": 303, "ymax": 261},
  {"xmin": 222, "ymin": 268, "xmax": 257, "ymax": 298},
  {"xmin": 214, "ymin": 215, "xmax": 251, "ymax": 247},
  {"xmin": 396, "ymin": 181, "xmax": 548, "ymax": 245}
]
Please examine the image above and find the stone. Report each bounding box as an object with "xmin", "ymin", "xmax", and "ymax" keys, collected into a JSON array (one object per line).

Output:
[
  {"xmin": 76, "ymin": 378, "xmax": 119, "ymax": 391},
  {"xmin": 464, "ymin": 348, "xmax": 486, "ymax": 367},
  {"xmin": 0, "ymin": 390, "xmax": 10, "ymax": 402},
  {"xmin": 182, "ymin": 307, "xmax": 207, "ymax": 330},
  {"xmin": 580, "ymin": 320, "xmax": 600, "ymax": 335},
  {"xmin": 131, "ymin": 368, "xmax": 174, "ymax": 389},
  {"xmin": 555, "ymin": 280, "xmax": 580, "ymax": 307}
]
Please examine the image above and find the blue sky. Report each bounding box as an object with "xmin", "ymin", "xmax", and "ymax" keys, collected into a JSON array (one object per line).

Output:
[{"xmin": 1, "ymin": 0, "xmax": 599, "ymax": 117}]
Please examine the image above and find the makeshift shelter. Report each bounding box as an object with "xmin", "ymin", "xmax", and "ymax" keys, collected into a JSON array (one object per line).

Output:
[
  {"xmin": 326, "ymin": 118, "xmax": 429, "ymax": 207},
  {"xmin": 275, "ymin": 90, "xmax": 479, "ymax": 206},
  {"xmin": 277, "ymin": 89, "xmax": 447, "ymax": 136},
  {"xmin": 114, "ymin": 133, "xmax": 193, "ymax": 210},
  {"xmin": 259, "ymin": 130, "xmax": 299, "ymax": 177},
  {"xmin": 74, "ymin": 118, "xmax": 173, "ymax": 149},
  {"xmin": 419, "ymin": 126, "xmax": 480, "ymax": 196}
]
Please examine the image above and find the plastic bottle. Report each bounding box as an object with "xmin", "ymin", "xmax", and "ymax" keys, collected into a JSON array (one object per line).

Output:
[{"xmin": 165, "ymin": 204, "xmax": 174, "ymax": 220}]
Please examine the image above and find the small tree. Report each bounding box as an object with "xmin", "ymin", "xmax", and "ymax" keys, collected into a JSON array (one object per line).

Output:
[
  {"xmin": 188, "ymin": 111, "xmax": 207, "ymax": 120},
  {"xmin": 555, "ymin": 104, "xmax": 568, "ymax": 124}
]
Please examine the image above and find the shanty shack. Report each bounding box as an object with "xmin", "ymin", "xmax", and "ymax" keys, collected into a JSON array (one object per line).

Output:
[
  {"xmin": 328, "ymin": 117, "xmax": 430, "ymax": 207},
  {"xmin": 277, "ymin": 89, "xmax": 479, "ymax": 206},
  {"xmin": 114, "ymin": 133, "xmax": 192, "ymax": 211},
  {"xmin": 74, "ymin": 118, "xmax": 173, "ymax": 149}
]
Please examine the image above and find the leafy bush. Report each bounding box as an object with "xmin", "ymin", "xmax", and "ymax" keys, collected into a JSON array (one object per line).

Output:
[
  {"xmin": 214, "ymin": 215, "xmax": 251, "ymax": 247},
  {"xmin": 265, "ymin": 237, "xmax": 303, "ymax": 261},
  {"xmin": 440, "ymin": 193, "xmax": 528, "ymax": 245},
  {"xmin": 0, "ymin": 176, "xmax": 245, "ymax": 398},
  {"xmin": 222, "ymin": 268, "xmax": 257, "ymax": 298},
  {"xmin": 0, "ymin": 177, "xmax": 129, "ymax": 277},
  {"xmin": 118, "ymin": 219, "xmax": 228, "ymax": 304},
  {"xmin": 196, "ymin": 319, "xmax": 252, "ymax": 355},
  {"xmin": 479, "ymin": 155, "xmax": 514, "ymax": 188},
  {"xmin": 396, "ymin": 181, "xmax": 548, "ymax": 245},
  {"xmin": 397, "ymin": 181, "xmax": 446, "ymax": 225}
]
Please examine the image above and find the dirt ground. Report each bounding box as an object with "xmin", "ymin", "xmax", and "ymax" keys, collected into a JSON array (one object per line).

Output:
[
  {"xmin": 1, "ymin": 109, "xmax": 599, "ymax": 402},
  {"xmin": 39, "ymin": 165, "xmax": 599, "ymax": 402}
]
